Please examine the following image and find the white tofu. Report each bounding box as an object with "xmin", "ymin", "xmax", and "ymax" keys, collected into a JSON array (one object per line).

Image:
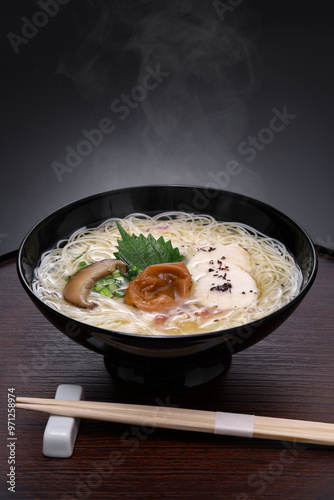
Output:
[{"xmin": 187, "ymin": 243, "xmax": 251, "ymax": 273}]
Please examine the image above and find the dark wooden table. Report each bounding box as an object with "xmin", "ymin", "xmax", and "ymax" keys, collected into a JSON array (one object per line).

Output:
[{"xmin": 1, "ymin": 253, "xmax": 334, "ymax": 500}]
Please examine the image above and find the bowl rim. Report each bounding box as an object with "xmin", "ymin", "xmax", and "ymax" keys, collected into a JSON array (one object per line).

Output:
[{"xmin": 17, "ymin": 184, "xmax": 318, "ymax": 341}]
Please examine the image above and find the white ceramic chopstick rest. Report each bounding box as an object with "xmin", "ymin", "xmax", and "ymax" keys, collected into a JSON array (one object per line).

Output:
[{"xmin": 43, "ymin": 384, "xmax": 84, "ymax": 458}]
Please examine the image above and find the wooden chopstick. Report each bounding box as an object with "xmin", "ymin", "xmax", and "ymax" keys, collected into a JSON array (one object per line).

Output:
[
  {"xmin": 16, "ymin": 397, "xmax": 334, "ymax": 446},
  {"xmin": 16, "ymin": 397, "xmax": 215, "ymax": 433}
]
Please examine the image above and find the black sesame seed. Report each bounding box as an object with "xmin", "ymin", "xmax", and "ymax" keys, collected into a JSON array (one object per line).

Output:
[{"xmin": 210, "ymin": 283, "xmax": 232, "ymax": 292}]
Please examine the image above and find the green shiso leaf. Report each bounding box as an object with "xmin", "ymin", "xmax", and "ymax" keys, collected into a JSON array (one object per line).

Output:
[{"xmin": 113, "ymin": 221, "xmax": 182, "ymax": 272}]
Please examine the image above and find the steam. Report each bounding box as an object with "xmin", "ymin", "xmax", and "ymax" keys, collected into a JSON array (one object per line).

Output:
[{"xmin": 57, "ymin": 0, "xmax": 264, "ymax": 196}]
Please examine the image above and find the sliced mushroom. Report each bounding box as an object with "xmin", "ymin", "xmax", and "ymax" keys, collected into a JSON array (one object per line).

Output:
[{"xmin": 63, "ymin": 259, "xmax": 127, "ymax": 309}]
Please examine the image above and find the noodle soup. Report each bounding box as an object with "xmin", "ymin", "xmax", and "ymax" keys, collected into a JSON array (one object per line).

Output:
[{"xmin": 32, "ymin": 212, "xmax": 302, "ymax": 336}]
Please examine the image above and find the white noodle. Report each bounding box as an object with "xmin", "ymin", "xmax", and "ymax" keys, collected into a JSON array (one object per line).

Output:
[{"xmin": 32, "ymin": 212, "xmax": 303, "ymax": 336}]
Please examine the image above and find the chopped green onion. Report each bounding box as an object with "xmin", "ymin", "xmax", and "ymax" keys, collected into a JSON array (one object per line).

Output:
[
  {"xmin": 112, "ymin": 269, "xmax": 122, "ymax": 278},
  {"xmin": 93, "ymin": 283, "xmax": 103, "ymax": 292},
  {"xmin": 99, "ymin": 278, "xmax": 114, "ymax": 286},
  {"xmin": 100, "ymin": 287, "xmax": 113, "ymax": 297},
  {"xmin": 91, "ymin": 267, "xmax": 129, "ymax": 300},
  {"xmin": 108, "ymin": 283, "xmax": 118, "ymax": 292},
  {"xmin": 114, "ymin": 278, "xmax": 125, "ymax": 286},
  {"xmin": 79, "ymin": 261, "xmax": 88, "ymax": 269}
]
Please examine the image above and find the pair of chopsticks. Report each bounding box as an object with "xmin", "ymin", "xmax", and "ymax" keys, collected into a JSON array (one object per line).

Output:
[{"xmin": 16, "ymin": 397, "xmax": 334, "ymax": 446}]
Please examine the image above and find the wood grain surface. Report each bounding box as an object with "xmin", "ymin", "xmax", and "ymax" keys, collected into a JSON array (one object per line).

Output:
[{"xmin": 1, "ymin": 254, "xmax": 334, "ymax": 500}]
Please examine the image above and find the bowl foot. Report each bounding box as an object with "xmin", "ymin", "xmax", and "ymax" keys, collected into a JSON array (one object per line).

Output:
[{"xmin": 103, "ymin": 353, "xmax": 232, "ymax": 389}]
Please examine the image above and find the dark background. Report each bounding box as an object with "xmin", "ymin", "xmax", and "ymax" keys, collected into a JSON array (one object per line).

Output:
[{"xmin": 1, "ymin": 0, "xmax": 333, "ymax": 257}]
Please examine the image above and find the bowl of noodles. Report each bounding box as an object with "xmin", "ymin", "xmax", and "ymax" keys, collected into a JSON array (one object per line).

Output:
[{"xmin": 17, "ymin": 185, "xmax": 317, "ymax": 388}]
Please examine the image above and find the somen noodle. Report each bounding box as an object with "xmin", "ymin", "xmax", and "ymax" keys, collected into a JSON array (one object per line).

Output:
[{"xmin": 32, "ymin": 212, "xmax": 302, "ymax": 336}]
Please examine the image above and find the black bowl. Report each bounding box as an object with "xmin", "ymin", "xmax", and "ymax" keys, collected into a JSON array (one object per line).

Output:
[{"xmin": 17, "ymin": 186, "xmax": 317, "ymax": 388}]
